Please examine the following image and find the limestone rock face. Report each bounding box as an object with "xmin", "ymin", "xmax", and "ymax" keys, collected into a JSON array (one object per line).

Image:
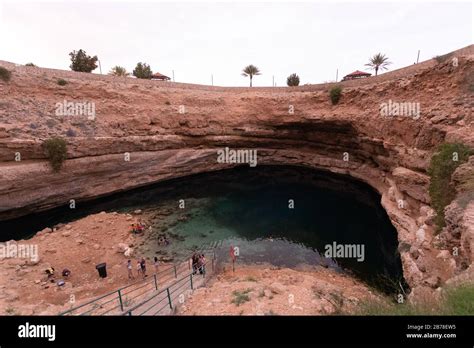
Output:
[
  {"xmin": 392, "ymin": 167, "xmax": 430, "ymax": 203},
  {"xmin": 442, "ymin": 201, "xmax": 474, "ymax": 270},
  {"xmin": 0, "ymin": 46, "xmax": 473, "ymax": 291}
]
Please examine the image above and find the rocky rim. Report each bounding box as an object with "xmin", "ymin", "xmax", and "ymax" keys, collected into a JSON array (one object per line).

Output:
[{"xmin": 0, "ymin": 45, "xmax": 473, "ymax": 308}]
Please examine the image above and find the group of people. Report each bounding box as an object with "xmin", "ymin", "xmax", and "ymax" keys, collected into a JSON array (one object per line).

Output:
[
  {"xmin": 126, "ymin": 257, "xmax": 160, "ymax": 280},
  {"xmin": 158, "ymin": 235, "xmax": 170, "ymax": 246},
  {"xmin": 125, "ymin": 252, "xmax": 207, "ymax": 281},
  {"xmin": 191, "ymin": 253, "xmax": 206, "ymax": 275},
  {"xmin": 44, "ymin": 267, "xmax": 71, "ymax": 286},
  {"xmin": 130, "ymin": 222, "xmax": 145, "ymax": 234},
  {"xmin": 127, "ymin": 258, "xmax": 146, "ymax": 279},
  {"xmin": 131, "ymin": 222, "xmax": 171, "ymax": 248}
]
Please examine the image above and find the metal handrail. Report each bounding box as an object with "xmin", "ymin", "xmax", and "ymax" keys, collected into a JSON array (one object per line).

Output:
[
  {"xmin": 139, "ymin": 296, "xmax": 169, "ymax": 316},
  {"xmin": 60, "ymin": 246, "xmax": 216, "ymax": 315},
  {"xmin": 98, "ymin": 303, "xmax": 123, "ymax": 316},
  {"xmin": 123, "ymin": 273, "xmax": 193, "ymax": 315},
  {"xmin": 122, "ymin": 258, "xmax": 213, "ymax": 316}
]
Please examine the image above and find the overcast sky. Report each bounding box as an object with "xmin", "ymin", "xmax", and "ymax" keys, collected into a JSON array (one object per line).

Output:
[{"xmin": 0, "ymin": 0, "xmax": 472, "ymax": 86}]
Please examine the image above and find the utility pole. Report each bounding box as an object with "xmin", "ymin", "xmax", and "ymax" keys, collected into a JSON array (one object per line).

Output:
[
  {"xmin": 336, "ymin": 68, "xmax": 338, "ymax": 82},
  {"xmin": 272, "ymin": 75, "xmax": 274, "ymax": 87},
  {"xmin": 211, "ymin": 74, "xmax": 213, "ymax": 86},
  {"xmin": 416, "ymin": 50, "xmax": 420, "ymax": 64},
  {"xmin": 98, "ymin": 60, "xmax": 102, "ymax": 74},
  {"xmin": 172, "ymin": 70, "xmax": 175, "ymax": 82}
]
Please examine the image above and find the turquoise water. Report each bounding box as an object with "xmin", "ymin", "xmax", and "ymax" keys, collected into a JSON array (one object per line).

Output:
[{"xmin": 141, "ymin": 197, "xmax": 333, "ymax": 269}]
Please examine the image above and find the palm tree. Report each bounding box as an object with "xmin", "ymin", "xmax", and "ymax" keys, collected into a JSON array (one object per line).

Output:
[
  {"xmin": 109, "ymin": 66, "xmax": 130, "ymax": 77},
  {"xmin": 365, "ymin": 53, "xmax": 392, "ymax": 76},
  {"xmin": 241, "ymin": 65, "xmax": 261, "ymax": 87}
]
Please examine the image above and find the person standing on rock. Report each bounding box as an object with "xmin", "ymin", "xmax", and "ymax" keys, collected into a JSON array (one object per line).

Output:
[
  {"xmin": 198, "ymin": 254, "xmax": 206, "ymax": 275},
  {"xmin": 127, "ymin": 260, "xmax": 134, "ymax": 280},
  {"xmin": 153, "ymin": 256, "xmax": 159, "ymax": 274},
  {"xmin": 140, "ymin": 258, "xmax": 147, "ymax": 278},
  {"xmin": 191, "ymin": 253, "xmax": 199, "ymax": 275},
  {"xmin": 136, "ymin": 260, "xmax": 142, "ymax": 277}
]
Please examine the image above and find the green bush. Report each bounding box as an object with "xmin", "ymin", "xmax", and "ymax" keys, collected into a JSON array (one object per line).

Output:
[
  {"xmin": 0, "ymin": 67, "xmax": 11, "ymax": 82},
  {"xmin": 329, "ymin": 85, "xmax": 342, "ymax": 105},
  {"xmin": 133, "ymin": 62, "xmax": 153, "ymax": 79},
  {"xmin": 69, "ymin": 49, "xmax": 98, "ymax": 73},
  {"xmin": 433, "ymin": 53, "xmax": 453, "ymax": 64},
  {"xmin": 287, "ymin": 73, "xmax": 300, "ymax": 87},
  {"xmin": 442, "ymin": 283, "xmax": 474, "ymax": 315},
  {"xmin": 231, "ymin": 289, "xmax": 251, "ymax": 306},
  {"xmin": 43, "ymin": 138, "xmax": 67, "ymax": 172},
  {"xmin": 355, "ymin": 298, "xmax": 427, "ymax": 316},
  {"xmin": 428, "ymin": 143, "xmax": 472, "ymax": 232},
  {"xmin": 354, "ymin": 283, "xmax": 474, "ymax": 315},
  {"xmin": 57, "ymin": 79, "xmax": 68, "ymax": 86}
]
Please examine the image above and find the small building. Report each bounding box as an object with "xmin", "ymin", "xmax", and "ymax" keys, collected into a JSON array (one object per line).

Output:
[
  {"xmin": 151, "ymin": 72, "xmax": 171, "ymax": 81},
  {"xmin": 342, "ymin": 70, "xmax": 371, "ymax": 81}
]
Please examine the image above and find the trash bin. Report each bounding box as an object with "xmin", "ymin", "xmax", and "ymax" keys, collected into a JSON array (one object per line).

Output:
[{"xmin": 95, "ymin": 263, "xmax": 107, "ymax": 278}]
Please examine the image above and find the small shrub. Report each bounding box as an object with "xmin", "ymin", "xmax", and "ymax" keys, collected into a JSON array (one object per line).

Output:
[
  {"xmin": 133, "ymin": 62, "xmax": 153, "ymax": 79},
  {"xmin": 354, "ymin": 283, "xmax": 474, "ymax": 316},
  {"xmin": 165, "ymin": 101, "xmax": 171, "ymax": 105},
  {"xmin": 5, "ymin": 306, "xmax": 15, "ymax": 315},
  {"xmin": 329, "ymin": 85, "xmax": 342, "ymax": 105},
  {"xmin": 57, "ymin": 79, "xmax": 68, "ymax": 86},
  {"xmin": 287, "ymin": 73, "xmax": 300, "ymax": 87},
  {"xmin": 123, "ymin": 297, "xmax": 133, "ymax": 307},
  {"xmin": 69, "ymin": 49, "xmax": 98, "ymax": 73},
  {"xmin": 428, "ymin": 143, "xmax": 472, "ymax": 232},
  {"xmin": 397, "ymin": 241, "xmax": 411, "ymax": 254},
  {"xmin": 0, "ymin": 67, "xmax": 12, "ymax": 82},
  {"xmin": 66, "ymin": 129, "xmax": 76, "ymax": 137},
  {"xmin": 327, "ymin": 292, "xmax": 344, "ymax": 313},
  {"xmin": 25, "ymin": 63, "xmax": 36, "ymax": 67},
  {"xmin": 231, "ymin": 289, "xmax": 251, "ymax": 306},
  {"xmin": 441, "ymin": 283, "xmax": 474, "ymax": 315},
  {"xmin": 43, "ymin": 137, "xmax": 67, "ymax": 172},
  {"xmin": 433, "ymin": 53, "xmax": 453, "ymax": 64},
  {"xmin": 245, "ymin": 276, "xmax": 257, "ymax": 282},
  {"xmin": 355, "ymin": 297, "xmax": 429, "ymax": 316}
]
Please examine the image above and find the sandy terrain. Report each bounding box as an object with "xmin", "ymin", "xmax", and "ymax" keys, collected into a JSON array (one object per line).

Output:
[
  {"xmin": 0, "ymin": 211, "xmax": 155, "ymax": 315},
  {"xmin": 179, "ymin": 264, "xmax": 380, "ymax": 315},
  {"xmin": 0, "ymin": 210, "xmax": 383, "ymax": 316}
]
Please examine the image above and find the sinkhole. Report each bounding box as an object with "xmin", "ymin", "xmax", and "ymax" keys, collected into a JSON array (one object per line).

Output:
[{"xmin": 0, "ymin": 165, "xmax": 406, "ymax": 293}]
